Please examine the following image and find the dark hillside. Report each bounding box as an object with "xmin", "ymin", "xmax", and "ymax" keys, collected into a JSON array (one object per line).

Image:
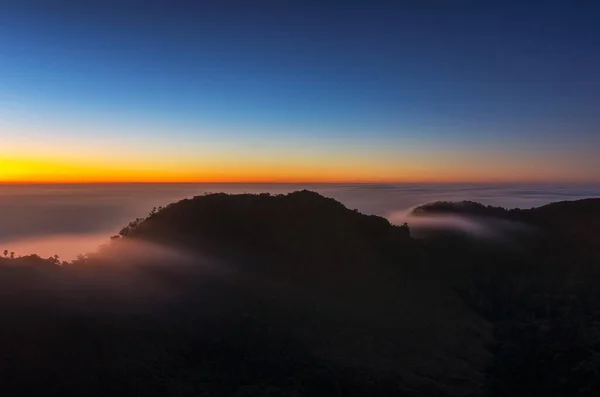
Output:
[
  {"xmin": 127, "ymin": 190, "xmax": 413, "ymax": 285},
  {"xmin": 121, "ymin": 191, "xmax": 493, "ymax": 394},
  {"xmin": 7, "ymin": 192, "xmax": 600, "ymax": 396},
  {"xmin": 0, "ymin": 191, "xmax": 493, "ymax": 396},
  {"xmin": 414, "ymin": 198, "xmax": 600, "ymax": 396}
]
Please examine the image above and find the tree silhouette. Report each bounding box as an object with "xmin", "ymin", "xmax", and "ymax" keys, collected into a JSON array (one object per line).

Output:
[
  {"xmin": 3, "ymin": 250, "xmax": 7, "ymax": 258},
  {"xmin": 10, "ymin": 252, "xmax": 14, "ymax": 260},
  {"xmin": 119, "ymin": 218, "xmax": 145, "ymax": 237}
]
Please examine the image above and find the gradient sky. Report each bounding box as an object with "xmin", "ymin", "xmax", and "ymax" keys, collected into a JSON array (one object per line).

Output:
[{"xmin": 1, "ymin": 1, "xmax": 599, "ymax": 183}]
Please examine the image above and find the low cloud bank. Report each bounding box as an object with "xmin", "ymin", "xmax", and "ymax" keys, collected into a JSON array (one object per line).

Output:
[{"xmin": 389, "ymin": 207, "xmax": 533, "ymax": 241}]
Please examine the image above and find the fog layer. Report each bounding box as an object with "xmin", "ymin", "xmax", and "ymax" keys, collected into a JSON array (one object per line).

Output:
[{"xmin": 1, "ymin": 183, "xmax": 599, "ymax": 258}]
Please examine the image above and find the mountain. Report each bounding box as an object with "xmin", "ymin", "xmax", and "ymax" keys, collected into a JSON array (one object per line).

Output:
[
  {"xmin": 412, "ymin": 200, "xmax": 516, "ymax": 218},
  {"xmin": 3, "ymin": 191, "xmax": 600, "ymax": 396},
  {"xmin": 414, "ymin": 198, "xmax": 600, "ymax": 257},
  {"xmin": 0, "ymin": 191, "xmax": 493, "ymax": 396},
  {"xmin": 413, "ymin": 197, "xmax": 600, "ymax": 228},
  {"xmin": 414, "ymin": 197, "xmax": 600, "ymax": 396},
  {"xmin": 121, "ymin": 190, "xmax": 493, "ymax": 395},
  {"xmin": 125, "ymin": 190, "xmax": 414, "ymax": 288}
]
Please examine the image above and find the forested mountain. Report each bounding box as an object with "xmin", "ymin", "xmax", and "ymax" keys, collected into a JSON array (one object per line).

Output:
[{"xmin": 1, "ymin": 191, "xmax": 600, "ymax": 396}]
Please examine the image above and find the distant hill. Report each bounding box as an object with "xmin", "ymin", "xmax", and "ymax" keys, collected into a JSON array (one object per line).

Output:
[
  {"xmin": 413, "ymin": 196, "xmax": 600, "ymax": 396},
  {"xmin": 412, "ymin": 200, "xmax": 516, "ymax": 218},
  {"xmin": 413, "ymin": 197, "xmax": 600, "ymax": 226},
  {"xmin": 414, "ymin": 198, "xmax": 600, "ymax": 251}
]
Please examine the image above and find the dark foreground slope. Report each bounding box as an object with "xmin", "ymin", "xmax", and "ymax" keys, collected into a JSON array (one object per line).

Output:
[
  {"xmin": 0, "ymin": 191, "xmax": 492, "ymax": 397},
  {"xmin": 414, "ymin": 198, "xmax": 600, "ymax": 396}
]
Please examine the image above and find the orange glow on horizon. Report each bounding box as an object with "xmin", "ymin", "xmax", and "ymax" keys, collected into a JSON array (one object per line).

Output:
[{"xmin": 1, "ymin": 154, "xmax": 594, "ymax": 185}]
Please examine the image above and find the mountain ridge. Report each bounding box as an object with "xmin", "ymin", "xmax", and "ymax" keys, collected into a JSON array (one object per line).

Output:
[{"xmin": 2, "ymin": 191, "xmax": 600, "ymax": 396}]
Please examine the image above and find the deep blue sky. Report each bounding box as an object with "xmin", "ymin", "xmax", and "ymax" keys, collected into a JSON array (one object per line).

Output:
[{"xmin": 1, "ymin": 1, "xmax": 599, "ymax": 182}]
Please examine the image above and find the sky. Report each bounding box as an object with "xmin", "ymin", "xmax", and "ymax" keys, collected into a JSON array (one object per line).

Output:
[{"xmin": 0, "ymin": 1, "xmax": 599, "ymax": 183}]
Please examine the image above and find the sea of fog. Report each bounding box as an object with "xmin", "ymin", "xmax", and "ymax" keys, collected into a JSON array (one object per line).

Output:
[{"xmin": 1, "ymin": 183, "xmax": 599, "ymax": 260}]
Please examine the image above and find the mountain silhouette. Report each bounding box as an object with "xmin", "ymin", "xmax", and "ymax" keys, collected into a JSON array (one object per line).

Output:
[
  {"xmin": 117, "ymin": 190, "xmax": 493, "ymax": 395},
  {"xmin": 2, "ymin": 191, "xmax": 600, "ymax": 396}
]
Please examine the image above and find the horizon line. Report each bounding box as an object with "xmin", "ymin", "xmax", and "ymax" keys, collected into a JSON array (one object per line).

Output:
[{"xmin": 1, "ymin": 180, "xmax": 598, "ymax": 185}]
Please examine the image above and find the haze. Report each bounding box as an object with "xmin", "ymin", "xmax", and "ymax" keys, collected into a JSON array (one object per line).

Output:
[{"xmin": 1, "ymin": 183, "xmax": 598, "ymax": 260}]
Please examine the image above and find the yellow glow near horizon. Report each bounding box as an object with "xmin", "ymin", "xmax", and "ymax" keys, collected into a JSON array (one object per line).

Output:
[
  {"xmin": 0, "ymin": 157, "xmax": 413, "ymax": 183},
  {"xmin": 0, "ymin": 154, "xmax": 588, "ymax": 184},
  {"xmin": 2, "ymin": 112, "xmax": 598, "ymax": 184},
  {"xmin": 1, "ymin": 132, "xmax": 595, "ymax": 184}
]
